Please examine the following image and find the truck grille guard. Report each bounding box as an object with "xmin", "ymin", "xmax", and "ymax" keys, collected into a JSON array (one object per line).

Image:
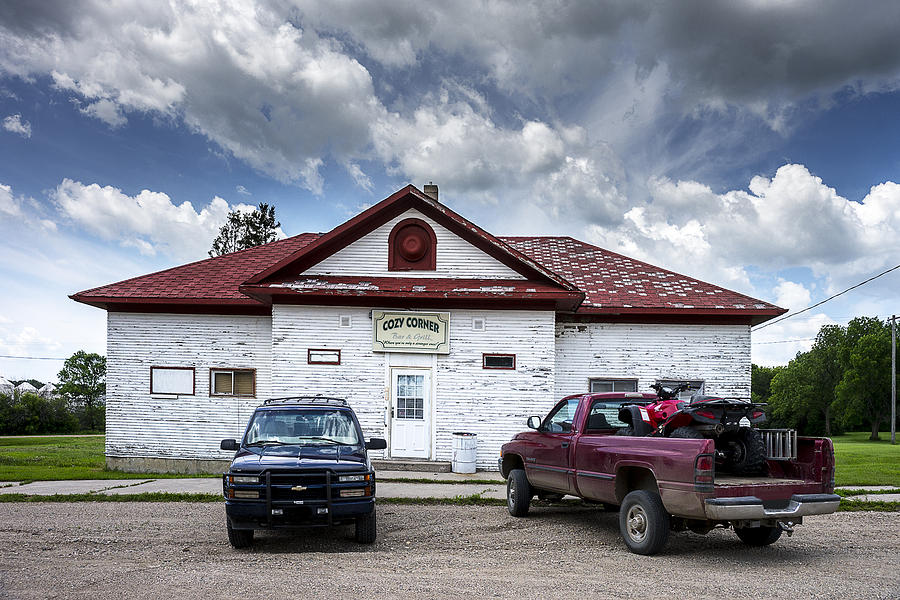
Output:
[{"xmin": 223, "ymin": 468, "xmax": 375, "ymax": 527}]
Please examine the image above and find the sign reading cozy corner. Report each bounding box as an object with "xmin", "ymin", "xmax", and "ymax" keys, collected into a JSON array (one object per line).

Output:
[{"xmin": 372, "ymin": 311, "xmax": 450, "ymax": 354}]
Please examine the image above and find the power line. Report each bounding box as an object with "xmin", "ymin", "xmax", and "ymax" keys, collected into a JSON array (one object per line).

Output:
[
  {"xmin": 753, "ymin": 262, "xmax": 900, "ymax": 332},
  {"xmin": 753, "ymin": 338, "xmax": 816, "ymax": 345},
  {"xmin": 0, "ymin": 355, "xmax": 66, "ymax": 361}
]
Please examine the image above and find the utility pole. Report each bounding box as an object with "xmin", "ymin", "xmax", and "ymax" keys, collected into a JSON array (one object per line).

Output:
[{"xmin": 892, "ymin": 315, "xmax": 896, "ymax": 445}]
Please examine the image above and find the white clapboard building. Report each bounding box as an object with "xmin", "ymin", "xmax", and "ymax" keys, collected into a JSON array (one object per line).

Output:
[{"xmin": 72, "ymin": 185, "xmax": 784, "ymax": 472}]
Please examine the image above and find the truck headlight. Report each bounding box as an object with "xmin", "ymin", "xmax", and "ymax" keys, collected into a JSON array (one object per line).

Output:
[
  {"xmin": 338, "ymin": 474, "xmax": 370, "ymax": 482},
  {"xmin": 228, "ymin": 475, "xmax": 260, "ymax": 484}
]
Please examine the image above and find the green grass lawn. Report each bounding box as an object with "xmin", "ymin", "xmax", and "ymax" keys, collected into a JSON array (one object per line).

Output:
[
  {"xmin": 0, "ymin": 436, "xmax": 214, "ymax": 481},
  {"xmin": 832, "ymin": 431, "xmax": 900, "ymax": 487}
]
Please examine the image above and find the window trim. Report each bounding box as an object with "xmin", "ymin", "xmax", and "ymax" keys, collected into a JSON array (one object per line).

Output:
[
  {"xmin": 588, "ymin": 377, "xmax": 638, "ymax": 394},
  {"xmin": 209, "ymin": 368, "xmax": 257, "ymax": 398},
  {"xmin": 149, "ymin": 366, "xmax": 195, "ymax": 396},
  {"xmin": 482, "ymin": 353, "xmax": 516, "ymax": 370},
  {"xmin": 308, "ymin": 348, "xmax": 342, "ymax": 365},
  {"xmin": 656, "ymin": 378, "xmax": 705, "ymax": 400}
]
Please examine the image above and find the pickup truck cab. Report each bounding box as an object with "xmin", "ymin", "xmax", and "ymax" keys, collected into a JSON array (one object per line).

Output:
[
  {"xmin": 499, "ymin": 392, "xmax": 840, "ymax": 555},
  {"xmin": 220, "ymin": 397, "xmax": 387, "ymax": 548}
]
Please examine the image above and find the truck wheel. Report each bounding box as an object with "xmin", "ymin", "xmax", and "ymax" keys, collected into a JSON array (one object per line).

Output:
[
  {"xmin": 226, "ymin": 519, "xmax": 254, "ymax": 549},
  {"xmin": 355, "ymin": 507, "xmax": 377, "ymax": 544},
  {"xmin": 721, "ymin": 427, "xmax": 768, "ymax": 476},
  {"xmin": 615, "ymin": 426, "xmax": 634, "ymax": 436},
  {"xmin": 670, "ymin": 426, "xmax": 704, "ymax": 439},
  {"xmin": 735, "ymin": 526, "xmax": 782, "ymax": 546},
  {"xmin": 507, "ymin": 468, "xmax": 532, "ymax": 517},
  {"xmin": 619, "ymin": 490, "xmax": 670, "ymax": 555}
]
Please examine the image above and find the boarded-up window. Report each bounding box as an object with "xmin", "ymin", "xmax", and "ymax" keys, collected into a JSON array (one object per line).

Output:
[
  {"xmin": 308, "ymin": 349, "xmax": 341, "ymax": 365},
  {"xmin": 150, "ymin": 367, "xmax": 195, "ymax": 395},
  {"xmin": 210, "ymin": 369, "xmax": 255, "ymax": 397},
  {"xmin": 482, "ymin": 354, "xmax": 515, "ymax": 369}
]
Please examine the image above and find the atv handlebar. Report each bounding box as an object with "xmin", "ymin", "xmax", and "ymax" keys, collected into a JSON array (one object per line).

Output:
[{"xmin": 650, "ymin": 382, "xmax": 692, "ymax": 399}]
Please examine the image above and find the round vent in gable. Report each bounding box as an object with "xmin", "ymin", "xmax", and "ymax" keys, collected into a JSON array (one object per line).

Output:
[{"xmin": 389, "ymin": 218, "xmax": 436, "ymax": 270}]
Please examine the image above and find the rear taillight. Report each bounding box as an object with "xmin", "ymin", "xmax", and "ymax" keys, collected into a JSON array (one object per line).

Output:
[
  {"xmin": 696, "ymin": 411, "xmax": 715, "ymax": 420},
  {"xmin": 751, "ymin": 411, "xmax": 764, "ymax": 419},
  {"xmin": 694, "ymin": 453, "xmax": 715, "ymax": 492}
]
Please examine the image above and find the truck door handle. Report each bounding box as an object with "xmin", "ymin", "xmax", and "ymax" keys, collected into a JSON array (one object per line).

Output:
[{"xmin": 561, "ymin": 442, "xmax": 569, "ymax": 448}]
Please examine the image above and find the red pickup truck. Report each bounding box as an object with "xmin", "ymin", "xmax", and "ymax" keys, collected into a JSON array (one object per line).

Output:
[{"xmin": 499, "ymin": 392, "xmax": 840, "ymax": 555}]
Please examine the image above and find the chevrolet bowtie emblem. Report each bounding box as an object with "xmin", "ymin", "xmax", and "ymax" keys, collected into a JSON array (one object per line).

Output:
[{"xmin": 291, "ymin": 485, "xmax": 307, "ymax": 492}]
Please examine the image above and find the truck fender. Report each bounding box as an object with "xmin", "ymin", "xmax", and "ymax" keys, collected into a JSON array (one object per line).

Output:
[{"xmin": 614, "ymin": 464, "xmax": 660, "ymax": 505}]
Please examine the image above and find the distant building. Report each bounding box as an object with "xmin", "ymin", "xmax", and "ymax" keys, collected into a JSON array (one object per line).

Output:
[
  {"xmin": 15, "ymin": 381, "xmax": 37, "ymax": 394},
  {"xmin": 72, "ymin": 184, "xmax": 785, "ymax": 473},
  {"xmin": 0, "ymin": 376, "xmax": 13, "ymax": 396},
  {"xmin": 38, "ymin": 383, "xmax": 56, "ymax": 398}
]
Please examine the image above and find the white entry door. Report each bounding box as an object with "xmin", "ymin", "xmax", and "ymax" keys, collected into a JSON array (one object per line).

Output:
[{"xmin": 390, "ymin": 369, "xmax": 430, "ymax": 459}]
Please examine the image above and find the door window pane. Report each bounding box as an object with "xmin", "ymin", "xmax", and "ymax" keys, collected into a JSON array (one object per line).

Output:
[{"xmin": 397, "ymin": 374, "xmax": 425, "ymax": 420}]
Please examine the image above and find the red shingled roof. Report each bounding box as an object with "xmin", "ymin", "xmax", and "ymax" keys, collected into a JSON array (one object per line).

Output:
[
  {"xmin": 71, "ymin": 233, "xmax": 320, "ymax": 310},
  {"xmin": 501, "ymin": 236, "xmax": 783, "ymax": 318},
  {"xmin": 70, "ymin": 190, "xmax": 784, "ymax": 324}
]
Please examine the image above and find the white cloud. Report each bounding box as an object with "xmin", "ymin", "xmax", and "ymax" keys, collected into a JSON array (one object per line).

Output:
[
  {"xmin": 773, "ymin": 280, "xmax": 812, "ymax": 313},
  {"xmin": 2, "ymin": 113, "xmax": 31, "ymax": 137},
  {"xmin": 80, "ymin": 98, "xmax": 127, "ymax": 128},
  {"xmin": 0, "ymin": 183, "xmax": 21, "ymax": 216},
  {"xmin": 235, "ymin": 185, "xmax": 251, "ymax": 196},
  {"xmin": 52, "ymin": 179, "xmax": 235, "ymax": 260},
  {"xmin": 587, "ymin": 164, "xmax": 900, "ymax": 296}
]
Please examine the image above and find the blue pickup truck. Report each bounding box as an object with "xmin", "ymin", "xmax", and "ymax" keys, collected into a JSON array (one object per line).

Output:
[{"xmin": 220, "ymin": 397, "xmax": 387, "ymax": 548}]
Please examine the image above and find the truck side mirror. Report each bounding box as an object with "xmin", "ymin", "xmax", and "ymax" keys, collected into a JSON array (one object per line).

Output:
[
  {"xmin": 527, "ymin": 416, "xmax": 542, "ymax": 430},
  {"xmin": 366, "ymin": 438, "xmax": 387, "ymax": 450},
  {"xmin": 220, "ymin": 439, "xmax": 238, "ymax": 451}
]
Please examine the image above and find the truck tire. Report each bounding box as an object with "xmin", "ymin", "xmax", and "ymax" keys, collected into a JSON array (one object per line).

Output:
[
  {"xmin": 226, "ymin": 519, "xmax": 254, "ymax": 549},
  {"xmin": 619, "ymin": 490, "xmax": 670, "ymax": 555},
  {"xmin": 735, "ymin": 525, "xmax": 782, "ymax": 546},
  {"xmin": 506, "ymin": 468, "xmax": 532, "ymax": 517},
  {"xmin": 670, "ymin": 426, "xmax": 704, "ymax": 439},
  {"xmin": 721, "ymin": 427, "xmax": 768, "ymax": 476},
  {"xmin": 355, "ymin": 507, "xmax": 377, "ymax": 544}
]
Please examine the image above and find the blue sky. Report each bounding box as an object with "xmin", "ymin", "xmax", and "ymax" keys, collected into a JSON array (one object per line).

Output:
[{"xmin": 1, "ymin": 0, "xmax": 899, "ymax": 382}]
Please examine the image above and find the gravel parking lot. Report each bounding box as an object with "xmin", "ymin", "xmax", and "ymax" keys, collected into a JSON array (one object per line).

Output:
[{"xmin": 0, "ymin": 502, "xmax": 897, "ymax": 599}]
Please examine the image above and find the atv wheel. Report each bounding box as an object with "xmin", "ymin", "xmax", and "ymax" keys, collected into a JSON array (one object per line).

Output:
[
  {"xmin": 720, "ymin": 427, "xmax": 768, "ymax": 476},
  {"xmin": 226, "ymin": 519, "xmax": 253, "ymax": 549},
  {"xmin": 507, "ymin": 468, "xmax": 532, "ymax": 517},
  {"xmin": 615, "ymin": 426, "xmax": 634, "ymax": 436},
  {"xmin": 618, "ymin": 490, "xmax": 670, "ymax": 555},
  {"xmin": 735, "ymin": 526, "xmax": 782, "ymax": 546},
  {"xmin": 670, "ymin": 426, "xmax": 704, "ymax": 439}
]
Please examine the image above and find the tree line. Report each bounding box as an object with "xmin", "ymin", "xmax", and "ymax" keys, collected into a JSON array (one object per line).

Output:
[
  {"xmin": 752, "ymin": 316, "xmax": 897, "ymax": 440},
  {"xmin": 0, "ymin": 351, "xmax": 106, "ymax": 435}
]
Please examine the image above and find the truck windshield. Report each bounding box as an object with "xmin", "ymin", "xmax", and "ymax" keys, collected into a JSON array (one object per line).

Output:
[{"xmin": 245, "ymin": 409, "xmax": 361, "ymax": 446}]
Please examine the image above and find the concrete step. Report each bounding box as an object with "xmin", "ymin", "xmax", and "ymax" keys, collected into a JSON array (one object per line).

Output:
[{"xmin": 372, "ymin": 459, "xmax": 452, "ymax": 473}]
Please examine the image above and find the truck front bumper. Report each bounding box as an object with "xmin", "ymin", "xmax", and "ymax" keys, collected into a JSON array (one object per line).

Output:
[{"xmin": 704, "ymin": 493, "xmax": 841, "ymax": 521}]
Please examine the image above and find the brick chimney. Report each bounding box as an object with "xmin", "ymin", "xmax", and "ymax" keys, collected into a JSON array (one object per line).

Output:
[{"xmin": 423, "ymin": 182, "xmax": 438, "ymax": 202}]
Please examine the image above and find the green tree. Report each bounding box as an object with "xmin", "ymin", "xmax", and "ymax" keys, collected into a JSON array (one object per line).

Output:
[
  {"xmin": 57, "ymin": 351, "xmax": 106, "ymax": 431},
  {"xmin": 209, "ymin": 202, "xmax": 281, "ymax": 257},
  {"xmin": 835, "ymin": 325, "xmax": 893, "ymax": 440}
]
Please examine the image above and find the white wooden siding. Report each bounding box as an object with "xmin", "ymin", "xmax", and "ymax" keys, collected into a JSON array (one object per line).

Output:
[
  {"xmin": 554, "ymin": 320, "xmax": 751, "ymax": 398},
  {"xmin": 106, "ymin": 312, "xmax": 272, "ymax": 460},
  {"xmin": 271, "ymin": 306, "xmax": 556, "ymax": 469},
  {"xmin": 434, "ymin": 310, "xmax": 557, "ymax": 469},
  {"xmin": 304, "ymin": 209, "xmax": 526, "ymax": 279},
  {"xmin": 270, "ymin": 305, "xmax": 387, "ymax": 452}
]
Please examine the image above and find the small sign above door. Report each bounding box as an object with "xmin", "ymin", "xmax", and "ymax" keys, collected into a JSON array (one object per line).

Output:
[{"xmin": 372, "ymin": 311, "xmax": 450, "ymax": 354}]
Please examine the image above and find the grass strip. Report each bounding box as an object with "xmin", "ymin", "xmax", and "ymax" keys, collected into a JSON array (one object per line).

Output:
[
  {"xmin": 0, "ymin": 492, "xmax": 221, "ymax": 503},
  {"xmin": 379, "ymin": 477, "xmax": 503, "ymax": 485},
  {"xmin": 834, "ymin": 488, "xmax": 900, "ymax": 497},
  {"xmin": 837, "ymin": 498, "xmax": 900, "ymax": 511}
]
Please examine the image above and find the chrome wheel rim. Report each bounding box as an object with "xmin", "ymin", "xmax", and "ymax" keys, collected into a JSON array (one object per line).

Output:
[
  {"xmin": 626, "ymin": 505, "xmax": 648, "ymax": 542},
  {"xmin": 508, "ymin": 479, "xmax": 516, "ymax": 509}
]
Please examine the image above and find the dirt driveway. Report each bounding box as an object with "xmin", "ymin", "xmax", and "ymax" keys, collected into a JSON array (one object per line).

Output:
[{"xmin": 0, "ymin": 502, "xmax": 897, "ymax": 599}]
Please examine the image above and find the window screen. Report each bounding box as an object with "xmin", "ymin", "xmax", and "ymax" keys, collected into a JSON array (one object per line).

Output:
[
  {"xmin": 483, "ymin": 354, "xmax": 515, "ymax": 369},
  {"xmin": 210, "ymin": 369, "xmax": 255, "ymax": 397}
]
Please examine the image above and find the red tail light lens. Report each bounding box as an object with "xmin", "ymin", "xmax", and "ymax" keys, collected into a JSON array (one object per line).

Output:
[
  {"xmin": 697, "ymin": 456, "xmax": 713, "ymax": 471},
  {"xmin": 696, "ymin": 411, "xmax": 715, "ymax": 420},
  {"xmin": 751, "ymin": 411, "xmax": 764, "ymax": 418}
]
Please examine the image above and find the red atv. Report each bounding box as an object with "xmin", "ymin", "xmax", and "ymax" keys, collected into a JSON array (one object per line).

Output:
[{"xmin": 617, "ymin": 383, "xmax": 769, "ymax": 476}]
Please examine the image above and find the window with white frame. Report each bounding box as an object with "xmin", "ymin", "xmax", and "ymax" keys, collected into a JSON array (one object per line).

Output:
[
  {"xmin": 210, "ymin": 369, "xmax": 255, "ymax": 397},
  {"xmin": 339, "ymin": 315, "xmax": 352, "ymax": 328},
  {"xmin": 589, "ymin": 378, "xmax": 638, "ymax": 393},
  {"xmin": 150, "ymin": 366, "xmax": 195, "ymax": 395},
  {"xmin": 308, "ymin": 349, "xmax": 341, "ymax": 365}
]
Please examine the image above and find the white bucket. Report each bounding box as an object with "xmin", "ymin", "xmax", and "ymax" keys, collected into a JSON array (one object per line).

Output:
[{"xmin": 451, "ymin": 432, "xmax": 477, "ymax": 473}]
